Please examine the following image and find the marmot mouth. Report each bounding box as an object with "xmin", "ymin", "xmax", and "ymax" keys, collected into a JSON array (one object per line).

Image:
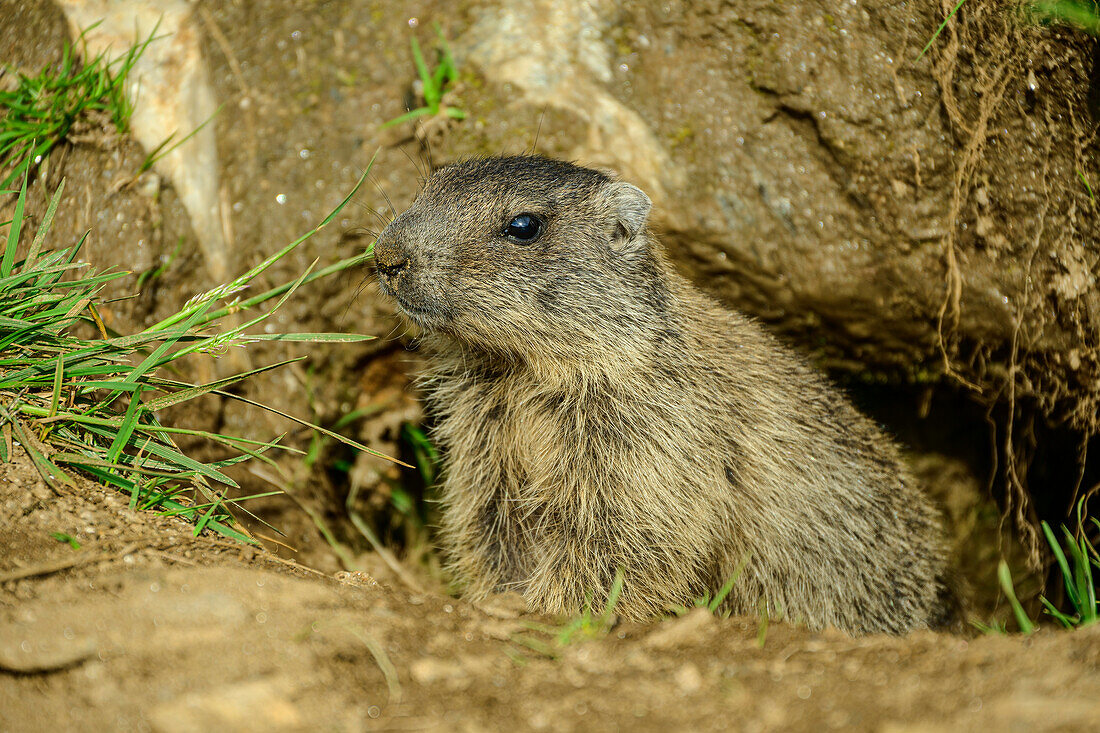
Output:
[{"xmin": 395, "ymin": 294, "xmax": 447, "ymax": 328}]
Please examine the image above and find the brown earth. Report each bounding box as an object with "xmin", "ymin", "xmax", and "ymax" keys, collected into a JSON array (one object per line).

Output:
[{"xmin": 2, "ymin": 0, "xmax": 1100, "ymax": 730}]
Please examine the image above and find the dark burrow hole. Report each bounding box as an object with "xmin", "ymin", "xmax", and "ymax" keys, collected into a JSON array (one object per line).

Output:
[
  {"xmin": 847, "ymin": 376, "xmax": 1100, "ymax": 615},
  {"xmin": 849, "ymin": 379, "xmax": 1098, "ymax": 528}
]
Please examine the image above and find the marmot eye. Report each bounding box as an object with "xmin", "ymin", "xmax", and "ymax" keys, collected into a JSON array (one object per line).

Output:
[{"xmin": 503, "ymin": 213, "xmax": 543, "ymax": 243}]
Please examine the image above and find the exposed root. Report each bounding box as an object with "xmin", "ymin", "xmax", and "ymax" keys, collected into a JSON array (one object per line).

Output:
[{"xmin": 925, "ymin": 0, "xmax": 1100, "ymax": 566}]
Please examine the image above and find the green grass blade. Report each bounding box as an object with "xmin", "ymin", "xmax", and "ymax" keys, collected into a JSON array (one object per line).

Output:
[
  {"xmin": 241, "ymin": 332, "xmax": 375, "ymax": 343},
  {"xmin": 410, "ymin": 37, "xmax": 438, "ymax": 106},
  {"xmin": 39, "ymin": 231, "xmax": 90, "ymax": 288},
  {"xmin": 0, "ymin": 149, "xmax": 32, "ymax": 192},
  {"xmin": 143, "ymin": 357, "xmax": 306, "ymax": 411},
  {"xmin": 194, "ymin": 497, "xmax": 221, "ymax": 535},
  {"xmin": 39, "ymin": 270, "xmax": 129, "ymax": 290},
  {"xmin": 2, "ymin": 167, "xmax": 28, "ymax": 278},
  {"xmin": 0, "ymin": 314, "xmax": 37, "ymax": 330},
  {"xmin": 52, "ymin": 453, "xmax": 186, "ymax": 479},
  {"xmin": 208, "ymin": 386, "xmax": 410, "ymax": 467},
  {"xmin": 1066, "ymin": 529, "xmax": 1097, "ymax": 621},
  {"xmin": 79, "ymin": 423, "xmax": 239, "ymax": 488},
  {"xmin": 1077, "ymin": 168, "xmax": 1096, "ymax": 203},
  {"xmin": 916, "ymin": 0, "xmax": 967, "ymax": 62},
  {"xmin": 141, "ymin": 103, "xmax": 223, "ymax": 173},
  {"xmin": 209, "ymin": 442, "xmax": 281, "ymax": 471},
  {"xmin": 431, "ymin": 61, "xmax": 448, "ymax": 92},
  {"xmin": 380, "ymin": 107, "xmax": 432, "ymax": 128},
  {"xmin": 1043, "ymin": 521, "xmax": 1080, "ymax": 610},
  {"xmin": 435, "ymin": 23, "xmax": 458, "ymax": 78},
  {"xmin": 48, "ymin": 355, "xmax": 63, "ymax": 417},
  {"xmin": 8, "ymin": 414, "xmax": 75, "ymax": 489},
  {"xmin": 600, "ymin": 568, "xmax": 625, "ymax": 630},
  {"xmin": 186, "ymin": 253, "xmax": 372, "ymax": 329},
  {"xmin": 1040, "ymin": 596, "xmax": 1076, "ymax": 628},
  {"xmin": 970, "ymin": 619, "xmax": 1006, "ymax": 635},
  {"xmin": 998, "ymin": 560, "xmax": 1035, "ymax": 634},
  {"xmin": 28, "ymin": 178, "xmax": 65, "ymax": 267},
  {"xmin": 331, "ymin": 404, "xmax": 386, "ymax": 431},
  {"xmin": 709, "ymin": 553, "xmax": 750, "ymax": 612},
  {"xmin": 136, "ymin": 237, "xmax": 182, "ymax": 290},
  {"xmin": 106, "ymin": 386, "xmax": 144, "ymax": 463}
]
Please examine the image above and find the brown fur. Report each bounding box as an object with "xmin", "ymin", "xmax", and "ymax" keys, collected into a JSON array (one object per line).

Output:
[{"xmin": 374, "ymin": 156, "xmax": 957, "ymax": 635}]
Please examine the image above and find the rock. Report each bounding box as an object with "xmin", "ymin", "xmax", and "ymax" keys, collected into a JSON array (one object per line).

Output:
[
  {"xmin": 57, "ymin": 0, "xmax": 229, "ymax": 280},
  {"xmin": 673, "ymin": 662, "xmax": 704, "ymax": 694},
  {"xmin": 0, "ymin": 626, "xmax": 96, "ymax": 673},
  {"xmin": 409, "ymin": 654, "xmax": 494, "ymax": 687},
  {"xmin": 642, "ymin": 608, "xmax": 715, "ymax": 651},
  {"xmin": 149, "ymin": 677, "xmax": 303, "ymax": 733},
  {"xmin": 459, "ymin": 0, "xmax": 685, "ymax": 203},
  {"xmin": 474, "ymin": 592, "xmax": 529, "ymax": 620}
]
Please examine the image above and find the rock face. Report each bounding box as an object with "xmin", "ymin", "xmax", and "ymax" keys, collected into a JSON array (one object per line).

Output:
[
  {"xmin": 447, "ymin": 0, "xmax": 1097, "ymax": 423},
  {"xmin": 30, "ymin": 0, "xmax": 1098, "ymax": 425},
  {"xmin": 48, "ymin": 0, "xmax": 1097, "ymax": 409}
]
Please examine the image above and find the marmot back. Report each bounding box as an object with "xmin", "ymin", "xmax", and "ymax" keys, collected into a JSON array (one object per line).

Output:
[{"xmin": 374, "ymin": 155, "xmax": 957, "ymax": 635}]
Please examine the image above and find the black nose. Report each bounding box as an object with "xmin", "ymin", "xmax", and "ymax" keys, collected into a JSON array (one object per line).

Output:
[
  {"xmin": 376, "ymin": 257, "xmax": 407, "ymax": 279},
  {"xmin": 374, "ymin": 228, "xmax": 409, "ymax": 281}
]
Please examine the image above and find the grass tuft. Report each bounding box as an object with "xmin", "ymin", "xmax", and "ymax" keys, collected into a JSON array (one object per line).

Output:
[
  {"xmin": 669, "ymin": 554, "xmax": 750, "ymax": 617},
  {"xmin": 996, "ymin": 560, "xmax": 1036, "ymax": 634},
  {"xmin": 974, "ymin": 498, "xmax": 1098, "ymax": 634},
  {"xmin": 0, "ymin": 23, "xmax": 158, "ymax": 189},
  {"xmin": 382, "ymin": 23, "xmax": 465, "ymax": 128},
  {"xmin": 1038, "ymin": 517, "xmax": 1099, "ymax": 628},
  {"xmin": 0, "ymin": 151, "xmax": 392, "ymax": 543},
  {"xmin": 509, "ymin": 570, "xmax": 626, "ymax": 659}
]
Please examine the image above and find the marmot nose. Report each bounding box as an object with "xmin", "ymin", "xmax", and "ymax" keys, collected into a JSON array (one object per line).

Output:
[
  {"xmin": 374, "ymin": 230, "xmax": 409, "ymax": 281},
  {"xmin": 376, "ymin": 257, "xmax": 408, "ymax": 279}
]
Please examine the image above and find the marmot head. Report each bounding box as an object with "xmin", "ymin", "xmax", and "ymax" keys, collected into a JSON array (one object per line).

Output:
[{"xmin": 375, "ymin": 156, "xmax": 664, "ymax": 363}]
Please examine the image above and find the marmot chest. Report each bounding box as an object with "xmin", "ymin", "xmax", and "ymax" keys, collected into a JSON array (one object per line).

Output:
[{"xmin": 446, "ymin": 372, "xmax": 670, "ymax": 504}]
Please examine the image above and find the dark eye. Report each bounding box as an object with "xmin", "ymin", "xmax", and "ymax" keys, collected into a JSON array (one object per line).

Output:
[{"xmin": 503, "ymin": 213, "xmax": 543, "ymax": 243}]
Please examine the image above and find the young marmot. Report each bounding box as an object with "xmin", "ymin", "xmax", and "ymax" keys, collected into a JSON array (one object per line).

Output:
[{"xmin": 374, "ymin": 156, "xmax": 957, "ymax": 635}]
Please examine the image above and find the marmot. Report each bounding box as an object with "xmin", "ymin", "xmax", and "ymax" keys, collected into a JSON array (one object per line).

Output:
[{"xmin": 374, "ymin": 156, "xmax": 957, "ymax": 635}]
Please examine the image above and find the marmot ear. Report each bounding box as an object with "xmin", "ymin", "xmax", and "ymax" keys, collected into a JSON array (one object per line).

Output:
[{"xmin": 607, "ymin": 181, "xmax": 652, "ymax": 252}]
